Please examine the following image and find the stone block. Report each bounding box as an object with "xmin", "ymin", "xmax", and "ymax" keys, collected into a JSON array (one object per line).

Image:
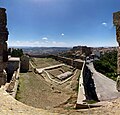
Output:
[
  {"xmin": 113, "ymin": 11, "xmax": 120, "ymax": 26},
  {"xmin": 117, "ymin": 76, "xmax": 120, "ymax": 91},
  {"xmin": 3, "ymin": 51, "xmax": 8, "ymax": 62},
  {"xmin": 0, "ymin": 56, "xmax": 3, "ymax": 62},
  {"xmin": 0, "ymin": 18, "xmax": 7, "ymax": 26},
  {"xmin": 0, "ymin": 43, "xmax": 4, "ymax": 54},
  {"xmin": 0, "ymin": 25, "xmax": 8, "ymax": 32},
  {"xmin": 117, "ymin": 47, "xmax": 120, "ymax": 74},
  {"xmin": 0, "ymin": 12, "xmax": 7, "ymax": 25},
  {"xmin": 20, "ymin": 55, "xmax": 29, "ymax": 72},
  {"xmin": 0, "ymin": 50, "xmax": 3, "ymax": 55},
  {"xmin": 0, "ymin": 70, "xmax": 7, "ymax": 86},
  {"xmin": 0, "ymin": 63, "xmax": 5, "ymax": 71},
  {"xmin": 0, "ymin": 32, "xmax": 9, "ymax": 41},
  {"xmin": 0, "ymin": 8, "xmax": 6, "ymax": 13}
]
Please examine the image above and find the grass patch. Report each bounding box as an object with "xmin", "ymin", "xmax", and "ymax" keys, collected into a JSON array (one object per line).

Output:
[
  {"xmin": 73, "ymin": 70, "xmax": 81, "ymax": 92},
  {"xmin": 30, "ymin": 57, "xmax": 61, "ymax": 68},
  {"xmin": 15, "ymin": 76, "xmax": 25, "ymax": 100},
  {"xmin": 86, "ymin": 100, "xmax": 97, "ymax": 104},
  {"xmin": 61, "ymin": 65, "xmax": 72, "ymax": 72}
]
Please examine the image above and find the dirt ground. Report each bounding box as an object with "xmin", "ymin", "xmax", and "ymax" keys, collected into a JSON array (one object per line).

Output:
[
  {"xmin": 15, "ymin": 57, "xmax": 120, "ymax": 114},
  {"xmin": 16, "ymin": 57, "xmax": 81, "ymax": 114},
  {"xmin": 30, "ymin": 57, "xmax": 61, "ymax": 68}
]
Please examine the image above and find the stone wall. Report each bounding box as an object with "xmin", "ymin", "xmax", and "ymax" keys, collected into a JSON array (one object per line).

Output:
[
  {"xmin": 20, "ymin": 55, "xmax": 29, "ymax": 72},
  {"xmin": 53, "ymin": 56, "xmax": 83, "ymax": 69},
  {"xmin": 6, "ymin": 57, "xmax": 20, "ymax": 82},
  {"xmin": 0, "ymin": 8, "xmax": 8, "ymax": 86},
  {"xmin": 72, "ymin": 46, "xmax": 92, "ymax": 56},
  {"xmin": 113, "ymin": 11, "xmax": 120, "ymax": 91},
  {"xmin": 30, "ymin": 55, "xmax": 83, "ymax": 69}
]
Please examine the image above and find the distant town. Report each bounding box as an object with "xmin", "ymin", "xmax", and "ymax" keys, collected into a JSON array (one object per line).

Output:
[{"xmin": 9, "ymin": 46, "xmax": 117, "ymax": 57}]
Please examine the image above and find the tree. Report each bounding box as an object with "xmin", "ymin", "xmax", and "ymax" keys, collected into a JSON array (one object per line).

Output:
[
  {"xmin": 93, "ymin": 50, "xmax": 117, "ymax": 81},
  {"xmin": 11, "ymin": 49, "xmax": 23, "ymax": 57}
]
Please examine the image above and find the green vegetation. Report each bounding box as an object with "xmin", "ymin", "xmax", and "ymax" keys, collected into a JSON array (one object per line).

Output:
[
  {"xmin": 11, "ymin": 49, "xmax": 23, "ymax": 57},
  {"xmin": 15, "ymin": 75, "xmax": 25, "ymax": 100},
  {"xmin": 94, "ymin": 50, "xmax": 117, "ymax": 81},
  {"xmin": 86, "ymin": 100, "xmax": 97, "ymax": 104},
  {"xmin": 30, "ymin": 57, "xmax": 61, "ymax": 68},
  {"xmin": 72, "ymin": 70, "xmax": 81, "ymax": 92}
]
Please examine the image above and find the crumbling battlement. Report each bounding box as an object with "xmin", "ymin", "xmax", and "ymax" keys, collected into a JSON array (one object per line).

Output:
[{"xmin": 0, "ymin": 8, "xmax": 8, "ymax": 86}]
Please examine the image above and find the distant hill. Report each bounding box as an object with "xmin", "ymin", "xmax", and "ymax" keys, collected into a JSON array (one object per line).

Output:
[{"xmin": 11, "ymin": 47, "xmax": 71, "ymax": 55}]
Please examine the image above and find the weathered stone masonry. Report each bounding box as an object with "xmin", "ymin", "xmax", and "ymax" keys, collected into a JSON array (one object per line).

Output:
[
  {"xmin": 113, "ymin": 11, "xmax": 120, "ymax": 91},
  {"xmin": 0, "ymin": 8, "xmax": 8, "ymax": 86}
]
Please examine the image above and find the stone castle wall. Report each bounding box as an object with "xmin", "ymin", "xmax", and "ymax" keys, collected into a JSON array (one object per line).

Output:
[
  {"xmin": 52, "ymin": 55, "xmax": 83, "ymax": 69},
  {"xmin": 113, "ymin": 11, "xmax": 120, "ymax": 91},
  {"xmin": 0, "ymin": 8, "xmax": 8, "ymax": 86}
]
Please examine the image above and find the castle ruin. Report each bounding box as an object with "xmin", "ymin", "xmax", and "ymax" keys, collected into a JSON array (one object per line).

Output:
[
  {"xmin": 113, "ymin": 11, "xmax": 120, "ymax": 91},
  {"xmin": 0, "ymin": 8, "xmax": 8, "ymax": 86}
]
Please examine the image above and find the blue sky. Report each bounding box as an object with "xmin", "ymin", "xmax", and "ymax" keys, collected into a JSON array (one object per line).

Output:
[{"xmin": 0, "ymin": 0, "xmax": 120, "ymax": 47}]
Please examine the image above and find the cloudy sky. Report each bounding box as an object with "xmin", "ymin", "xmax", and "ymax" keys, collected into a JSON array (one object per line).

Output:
[{"xmin": 0, "ymin": 0, "xmax": 120, "ymax": 47}]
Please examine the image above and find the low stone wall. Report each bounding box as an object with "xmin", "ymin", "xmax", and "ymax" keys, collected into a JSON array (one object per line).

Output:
[
  {"xmin": 30, "ymin": 55, "xmax": 84, "ymax": 70},
  {"xmin": 5, "ymin": 68, "xmax": 20, "ymax": 98},
  {"xmin": 76, "ymin": 61, "xmax": 86, "ymax": 108},
  {"xmin": 53, "ymin": 56, "xmax": 83, "ymax": 69},
  {"xmin": 76, "ymin": 62, "xmax": 99, "ymax": 109}
]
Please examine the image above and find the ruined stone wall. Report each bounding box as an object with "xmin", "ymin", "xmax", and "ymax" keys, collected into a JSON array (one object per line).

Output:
[
  {"xmin": 72, "ymin": 46, "xmax": 92, "ymax": 56},
  {"xmin": 52, "ymin": 55, "xmax": 83, "ymax": 69},
  {"xmin": 0, "ymin": 8, "xmax": 8, "ymax": 86},
  {"xmin": 113, "ymin": 11, "xmax": 120, "ymax": 91},
  {"xmin": 20, "ymin": 55, "xmax": 29, "ymax": 72}
]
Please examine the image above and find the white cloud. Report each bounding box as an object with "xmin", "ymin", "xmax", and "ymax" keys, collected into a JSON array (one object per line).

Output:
[
  {"xmin": 42, "ymin": 37, "xmax": 48, "ymax": 40},
  {"xmin": 61, "ymin": 33, "xmax": 64, "ymax": 36},
  {"xmin": 8, "ymin": 40, "xmax": 67, "ymax": 47},
  {"xmin": 52, "ymin": 41, "xmax": 57, "ymax": 44},
  {"xmin": 51, "ymin": 41, "xmax": 66, "ymax": 46},
  {"xmin": 9, "ymin": 40, "xmax": 41, "ymax": 47},
  {"xmin": 102, "ymin": 22, "xmax": 107, "ymax": 27}
]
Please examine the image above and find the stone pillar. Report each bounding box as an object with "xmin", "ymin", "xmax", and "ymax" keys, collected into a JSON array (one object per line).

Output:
[
  {"xmin": 0, "ymin": 8, "xmax": 8, "ymax": 86},
  {"xmin": 113, "ymin": 11, "xmax": 120, "ymax": 91}
]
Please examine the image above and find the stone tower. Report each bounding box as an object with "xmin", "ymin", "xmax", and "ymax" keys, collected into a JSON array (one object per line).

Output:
[
  {"xmin": 113, "ymin": 11, "xmax": 120, "ymax": 91},
  {"xmin": 0, "ymin": 8, "xmax": 8, "ymax": 86},
  {"xmin": 20, "ymin": 55, "xmax": 29, "ymax": 72}
]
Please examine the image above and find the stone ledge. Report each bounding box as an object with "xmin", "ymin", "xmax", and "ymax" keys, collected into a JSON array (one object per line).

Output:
[{"xmin": 0, "ymin": 88, "xmax": 61, "ymax": 115}]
